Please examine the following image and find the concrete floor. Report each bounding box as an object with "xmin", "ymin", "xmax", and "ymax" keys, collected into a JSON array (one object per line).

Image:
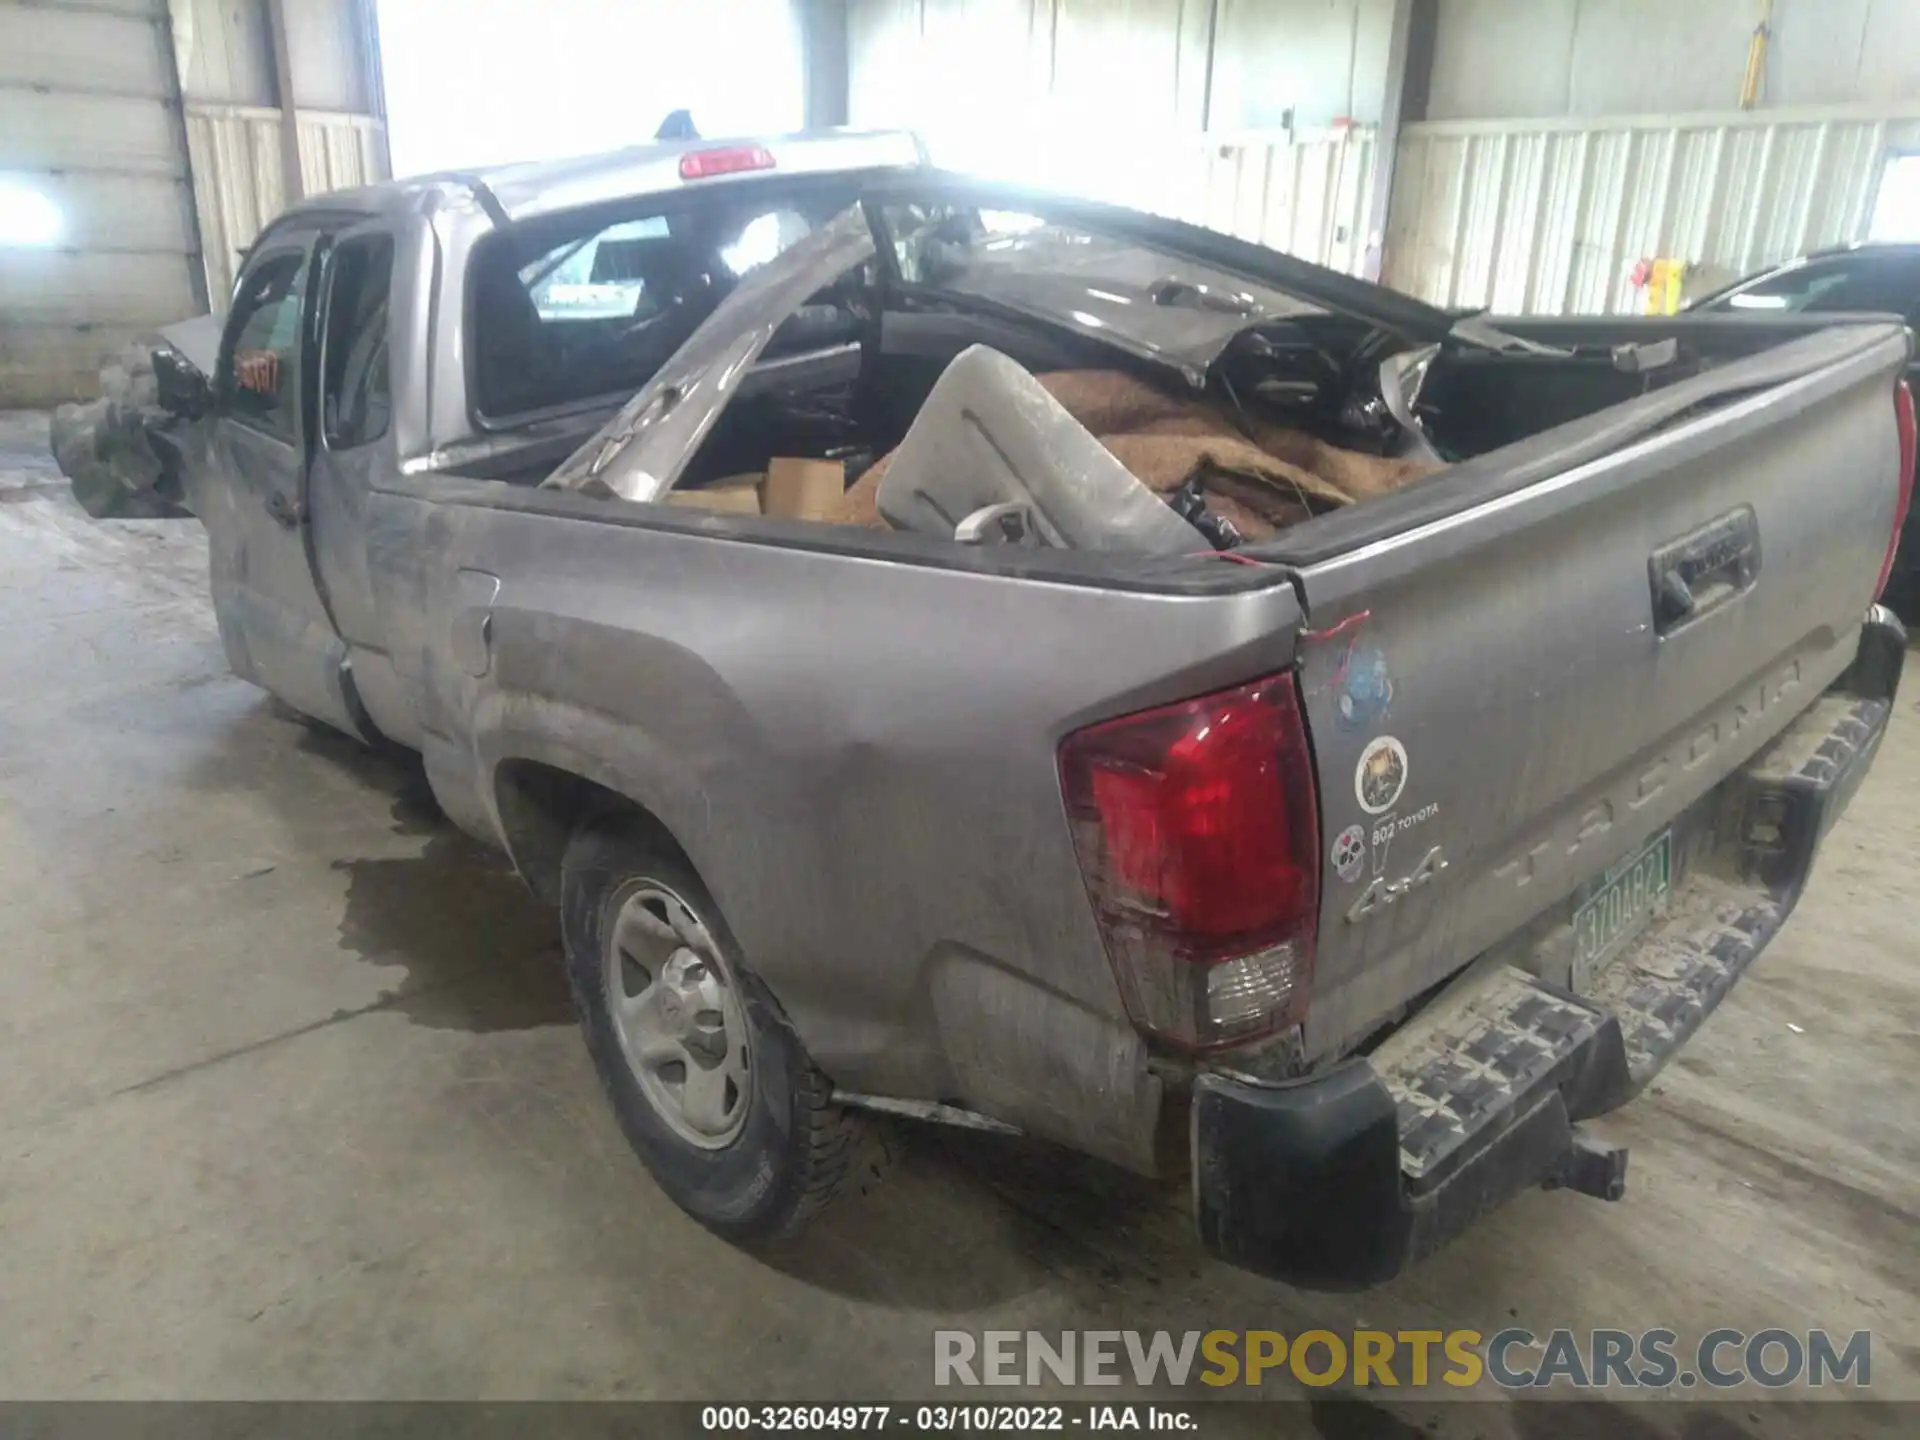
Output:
[{"xmin": 1, "ymin": 410, "xmax": 1915, "ymax": 1425}]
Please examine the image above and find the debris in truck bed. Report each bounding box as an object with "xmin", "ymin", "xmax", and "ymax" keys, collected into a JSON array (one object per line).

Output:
[{"xmin": 828, "ymin": 366, "xmax": 1442, "ymax": 540}]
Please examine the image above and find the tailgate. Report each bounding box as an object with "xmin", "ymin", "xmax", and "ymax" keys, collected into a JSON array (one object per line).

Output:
[{"xmin": 1286, "ymin": 321, "xmax": 1909, "ymax": 1060}]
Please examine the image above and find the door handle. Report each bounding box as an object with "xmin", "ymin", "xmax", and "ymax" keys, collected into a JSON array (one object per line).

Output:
[
  {"xmin": 264, "ymin": 491, "xmax": 304, "ymax": 528},
  {"xmin": 1649, "ymin": 505, "xmax": 1760, "ymax": 637}
]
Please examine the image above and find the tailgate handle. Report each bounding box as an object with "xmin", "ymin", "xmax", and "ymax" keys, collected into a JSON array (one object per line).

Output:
[{"xmin": 1648, "ymin": 506, "xmax": 1759, "ymax": 637}]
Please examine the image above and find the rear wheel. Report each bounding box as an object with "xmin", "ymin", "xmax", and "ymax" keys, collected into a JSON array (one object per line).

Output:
[{"xmin": 560, "ymin": 815, "xmax": 867, "ymax": 1241}]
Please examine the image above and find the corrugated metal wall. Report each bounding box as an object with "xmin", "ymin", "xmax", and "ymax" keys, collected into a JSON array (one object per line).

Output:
[
  {"xmin": 0, "ymin": 0, "xmax": 203, "ymax": 407},
  {"xmin": 187, "ymin": 105, "xmax": 387, "ymax": 309},
  {"xmin": 1385, "ymin": 105, "xmax": 1920, "ymax": 315},
  {"xmin": 1168, "ymin": 130, "xmax": 1378, "ymax": 275},
  {"xmin": 175, "ymin": 0, "xmax": 389, "ymax": 315}
]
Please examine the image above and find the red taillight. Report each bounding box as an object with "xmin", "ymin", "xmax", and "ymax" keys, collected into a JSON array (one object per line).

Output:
[
  {"xmin": 1878, "ymin": 379, "xmax": 1916, "ymax": 601},
  {"xmin": 1059, "ymin": 672, "xmax": 1320, "ymax": 1051},
  {"xmin": 678, "ymin": 146, "xmax": 776, "ymax": 180}
]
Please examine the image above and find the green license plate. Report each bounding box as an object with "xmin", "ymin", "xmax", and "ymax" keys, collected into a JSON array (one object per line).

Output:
[{"xmin": 1571, "ymin": 830, "xmax": 1672, "ymax": 989}]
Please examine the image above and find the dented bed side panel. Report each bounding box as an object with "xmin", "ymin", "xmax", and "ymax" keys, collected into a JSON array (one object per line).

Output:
[{"xmin": 399, "ymin": 488, "xmax": 1306, "ymax": 1173}]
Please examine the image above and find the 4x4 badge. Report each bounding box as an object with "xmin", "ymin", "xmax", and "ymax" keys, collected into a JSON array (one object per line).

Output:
[{"xmin": 1346, "ymin": 845, "xmax": 1449, "ymax": 923}]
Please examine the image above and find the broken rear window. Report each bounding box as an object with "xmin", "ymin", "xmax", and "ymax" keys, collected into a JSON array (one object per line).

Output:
[{"xmin": 469, "ymin": 187, "xmax": 859, "ymax": 421}]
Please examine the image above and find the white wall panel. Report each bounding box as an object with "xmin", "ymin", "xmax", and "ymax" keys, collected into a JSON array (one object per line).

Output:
[
  {"xmin": 1430, "ymin": 0, "xmax": 1920, "ymax": 122},
  {"xmin": 847, "ymin": 0, "xmax": 1382, "ymax": 270},
  {"xmin": 60, "ymin": 0, "xmax": 169, "ymax": 13},
  {"xmin": 1211, "ymin": 0, "xmax": 1394, "ymax": 131},
  {"xmin": 1804, "ymin": 0, "xmax": 1920, "ymax": 108},
  {"xmin": 187, "ymin": 104, "xmax": 388, "ymax": 308},
  {"xmin": 0, "ymin": 239, "xmax": 195, "ymax": 407},
  {"xmin": 283, "ymin": 0, "xmax": 372, "ymax": 110},
  {"xmin": 1050, "ymin": 0, "xmax": 1201, "ymax": 130},
  {"xmin": 850, "ymin": 0, "xmax": 1396, "ymax": 135},
  {"xmin": 170, "ymin": 0, "xmax": 275, "ymax": 106},
  {"xmin": 18, "ymin": 171, "xmax": 195, "ymax": 254},
  {"xmin": 1, "ymin": 0, "xmax": 197, "ymax": 404},
  {"xmin": 1185, "ymin": 130, "xmax": 1378, "ymax": 273},
  {"xmin": 924, "ymin": 126, "xmax": 1377, "ymax": 272},
  {"xmin": 0, "ymin": 89, "xmax": 186, "ymax": 175},
  {"xmin": 0, "ymin": 6, "xmax": 171, "ymax": 97},
  {"xmin": 1, "ymin": 0, "xmax": 383, "ymax": 402},
  {"xmin": 1384, "ymin": 106, "xmax": 1920, "ymax": 316},
  {"xmin": 849, "ymin": 0, "xmax": 1054, "ymax": 160},
  {"xmin": 297, "ymin": 109, "xmax": 384, "ymax": 196},
  {"xmin": 0, "ymin": 250, "xmax": 198, "ymax": 325},
  {"xmin": 172, "ymin": 0, "xmax": 379, "ymax": 110}
]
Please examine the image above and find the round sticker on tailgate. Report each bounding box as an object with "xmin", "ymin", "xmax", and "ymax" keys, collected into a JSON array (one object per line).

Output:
[
  {"xmin": 1356, "ymin": 735, "xmax": 1409, "ymax": 814},
  {"xmin": 1331, "ymin": 823, "xmax": 1367, "ymax": 883}
]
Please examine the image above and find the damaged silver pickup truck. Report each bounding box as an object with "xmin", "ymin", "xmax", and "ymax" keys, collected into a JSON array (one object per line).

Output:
[{"xmin": 119, "ymin": 130, "xmax": 1911, "ymax": 1288}]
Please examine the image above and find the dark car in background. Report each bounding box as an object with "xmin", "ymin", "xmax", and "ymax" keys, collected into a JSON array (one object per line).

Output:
[{"xmin": 1693, "ymin": 244, "xmax": 1920, "ymax": 617}]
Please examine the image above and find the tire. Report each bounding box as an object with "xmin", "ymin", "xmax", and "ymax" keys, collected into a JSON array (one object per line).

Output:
[{"xmin": 560, "ymin": 814, "xmax": 867, "ymax": 1242}]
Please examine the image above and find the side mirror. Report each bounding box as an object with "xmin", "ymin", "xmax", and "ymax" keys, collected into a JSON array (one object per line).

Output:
[{"xmin": 153, "ymin": 343, "xmax": 211, "ymax": 420}]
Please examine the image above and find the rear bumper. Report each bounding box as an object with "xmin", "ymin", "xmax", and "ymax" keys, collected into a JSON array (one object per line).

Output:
[{"xmin": 1193, "ymin": 608, "xmax": 1903, "ymax": 1291}]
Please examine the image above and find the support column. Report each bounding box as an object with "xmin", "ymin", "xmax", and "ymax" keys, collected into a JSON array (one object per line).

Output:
[
  {"xmin": 265, "ymin": 0, "xmax": 304, "ymax": 208},
  {"xmin": 800, "ymin": 0, "xmax": 851, "ymax": 130},
  {"xmin": 1365, "ymin": 0, "xmax": 1436, "ymax": 281},
  {"xmin": 354, "ymin": 0, "xmax": 393, "ymax": 176}
]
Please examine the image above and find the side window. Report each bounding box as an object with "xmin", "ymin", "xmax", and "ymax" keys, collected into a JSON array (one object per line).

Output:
[
  {"xmin": 471, "ymin": 200, "xmax": 832, "ymax": 418},
  {"xmin": 321, "ymin": 235, "xmax": 395, "ymax": 449},
  {"xmin": 1803, "ymin": 258, "xmax": 1920, "ymax": 317},
  {"xmin": 1711, "ymin": 261, "xmax": 1849, "ymax": 313},
  {"xmin": 886, "ymin": 204, "xmax": 1051, "ymax": 284},
  {"xmin": 522, "ymin": 216, "xmax": 669, "ymax": 321},
  {"xmin": 222, "ymin": 249, "xmax": 310, "ymax": 442}
]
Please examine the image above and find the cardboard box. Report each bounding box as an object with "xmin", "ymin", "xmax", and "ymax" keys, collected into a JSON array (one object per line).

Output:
[
  {"xmin": 764, "ymin": 457, "xmax": 846, "ymax": 522},
  {"xmin": 665, "ymin": 477, "xmax": 763, "ymax": 515}
]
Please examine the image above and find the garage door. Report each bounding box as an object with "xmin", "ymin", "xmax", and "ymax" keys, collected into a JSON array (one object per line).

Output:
[{"xmin": 0, "ymin": 0, "xmax": 204, "ymax": 406}]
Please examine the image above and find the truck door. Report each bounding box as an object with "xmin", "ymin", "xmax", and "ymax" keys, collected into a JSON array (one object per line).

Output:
[
  {"xmin": 306, "ymin": 223, "xmax": 416, "ymax": 745},
  {"xmin": 203, "ymin": 227, "xmax": 367, "ymax": 738}
]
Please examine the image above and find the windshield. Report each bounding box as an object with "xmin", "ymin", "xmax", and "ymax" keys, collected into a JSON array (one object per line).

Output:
[
  {"xmin": 1698, "ymin": 255, "xmax": 1920, "ymax": 317},
  {"xmin": 881, "ymin": 201, "xmax": 1325, "ymax": 377}
]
